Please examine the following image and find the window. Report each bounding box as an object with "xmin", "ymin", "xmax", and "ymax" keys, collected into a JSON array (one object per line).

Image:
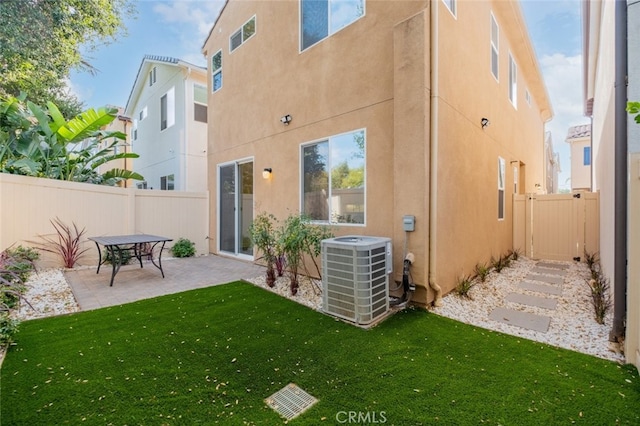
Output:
[
  {"xmin": 194, "ymin": 84, "xmax": 207, "ymax": 123},
  {"xmin": 583, "ymin": 146, "xmax": 591, "ymax": 166},
  {"xmin": 132, "ymin": 119, "xmax": 138, "ymax": 141},
  {"xmin": 302, "ymin": 129, "xmax": 365, "ymax": 224},
  {"xmin": 161, "ymin": 174, "xmax": 175, "ymax": 190},
  {"xmin": 137, "ymin": 181, "xmax": 148, "ymax": 189},
  {"xmin": 301, "ymin": 0, "xmax": 364, "ymax": 51},
  {"xmin": 139, "ymin": 106, "xmax": 147, "ymax": 121},
  {"xmin": 442, "ymin": 0, "xmax": 456, "ymax": 16},
  {"xmin": 230, "ymin": 16, "xmax": 256, "ymax": 52},
  {"xmin": 160, "ymin": 87, "xmax": 175, "ymax": 131},
  {"xmin": 212, "ymin": 50, "xmax": 222, "ymax": 92},
  {"xmin": 149, "ymin": 67, "xmax": 157, "ymax": 87},
  {"xmin": 525, "ymin": 89, "xmax": 531, "ymax": 106},
  {"xmin": 498, "ymin": 157, "xmax": 505, "ymax": 220},
  {"xmin": 509, "ymin": 53, "xmax": 517, "ymax": 107},
  {"xmin": 490, "ymin": 13, "xmax": 499, "ymax": 80}
]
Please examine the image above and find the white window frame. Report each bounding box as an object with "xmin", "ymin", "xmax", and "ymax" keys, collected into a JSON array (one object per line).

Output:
[
  {"xmin": 300, "ymin": 128, "xmax": 366, "ymax": 225},
  {"xmin": 508, "ymin": 53, "xmax": 517, "ymax": 108},
  {"xmin": 211, "ymin": 50, "xmax": 223, "ymax": 92},
  {"xmin": 525, "ymin": 89, "xmax": 531, "ymax": 106},
  {"xmin": 139, "ymin": 106, "xmax": 147, "ymax": 121},
  {"xmin": 193, "ymin": 83, "xmax": 207, "ymax": 123},
  {"xmin": 149, "ymin": 66, "xmax": 157, "ymax": 87},
  {"xmin": 160, "ymin": 87, "xmax": 175, "ymax": 131},
  {"xmin": 490, "ymin": 13, "xmax": 499, "ymax": 81},
  {"xmin": 498, "ymin": 157, "xmax": 506, "ymax": 220},
  {"xmin": 442, "ymin": 0, "xmax": 456, "ymax": 17},
  {"xmin": 230, "ymin": 15, "xmax": 256, "ymax": 53},
  {"xmin": 300, "ymin": 0, "xmax": 366, "ymax": 52}
]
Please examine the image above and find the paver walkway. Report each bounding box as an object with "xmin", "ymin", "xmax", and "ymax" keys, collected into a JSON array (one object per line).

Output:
[
  {"xmin": 64, "ymin": 255, "xmax": 265, "ymax": 311},
  {"xmin": 489, "ymin": 260, "xmax": 569, "ymax": 332}
]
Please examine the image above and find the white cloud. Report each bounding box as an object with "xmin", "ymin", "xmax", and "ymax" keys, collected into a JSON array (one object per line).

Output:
[
  {"xmin": 153, "ymin": 1, "xmax": 224, "ymax": 39},
  {"xmin": 539, "ymin": 53, "xmax": 587, "ymax": 188}
]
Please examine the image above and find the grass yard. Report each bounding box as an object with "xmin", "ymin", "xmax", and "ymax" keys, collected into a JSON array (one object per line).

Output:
[{"xmin": 1, "ymin": 281, "xmax": 638, "ymax": 425}]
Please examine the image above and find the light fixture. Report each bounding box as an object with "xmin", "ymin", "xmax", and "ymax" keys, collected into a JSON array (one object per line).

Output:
[
  {"xmin": 280, "ymin": 114, "xmax": 292, "ymax": 125},
  {"xmin": 262, "ymin": 168, "xmax": 272, "ymax": 179},
  {"xmin": 481, "ymin": 117, "xmax": 490, "ymax": 128}
]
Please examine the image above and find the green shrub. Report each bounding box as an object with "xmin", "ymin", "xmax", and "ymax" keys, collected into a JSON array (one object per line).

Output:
[
  {"xmin": 102, "ymin": 248, "xmax": 132, "ymax": 265},
  {"xmin": 455, "ymin": 275, "xmax": 476, "ymax": 299},
  {"xmin": 171, "ymin": 238, "xmax": 195, "ymax": 258},
  {"xmin": 474, "ymin": 262, "xmax": 491, "ymax": 283},
  {"xmin": 0, "ymin": 313, "xmax": 19, "ymax": 345}
]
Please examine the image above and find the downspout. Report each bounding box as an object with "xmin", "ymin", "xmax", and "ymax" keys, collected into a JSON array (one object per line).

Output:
[
  {"xmin": 429, "ymin": 0, "xmax": 443, "ymax": 306},
  {"xmin": 611, "ymin": 0, "xmax": 628, "ymax": 342}
]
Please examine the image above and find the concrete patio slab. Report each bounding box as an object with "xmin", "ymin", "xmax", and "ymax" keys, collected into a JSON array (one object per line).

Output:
[
  {"xmin": 489, "ymin": 307, "xmax": 551, "ymax": 332},
  {"xmin": 536, "ymin": 262, "xmax": 569, "ymax": 270},
  {"xmin": 531, "ymin": 266, "xmax": 568, "ymax": 276},
  {"xmin": 525, "ymin": 273, "xmax": 564, "ymax": 285},
  {"xmin": 517, "ymin": 280, "xmax": 563, "ymax": 295},
  {"xmin": 505, "ymin": 292, "xmax": 558, "ymax": 310},
  {"xmin": 64, "ymin": 255, "xmax": 265, "ymax": 311}
]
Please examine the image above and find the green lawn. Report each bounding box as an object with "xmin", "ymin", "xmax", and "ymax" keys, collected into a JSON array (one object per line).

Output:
[{"xmin": 1, "ymin": 281, "xmax": 638, "ymax": 425}]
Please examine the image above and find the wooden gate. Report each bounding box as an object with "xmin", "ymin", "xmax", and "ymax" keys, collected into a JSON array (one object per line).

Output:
[{"xmin": 513, "ymin": 193, "xmax": 599, "ymax": 261}]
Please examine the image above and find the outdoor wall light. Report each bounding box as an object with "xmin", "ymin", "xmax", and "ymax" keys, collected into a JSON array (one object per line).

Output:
[
  {"xmin": 262, "ymin": 168, "xmax": 272, "ymax": 179},
  {"xmin": 280, "ymin": 114, "xmax": 292, "ymax": 125},
  {"xmin": 481, "ymin": 117, "xmax": 490, "ymax": 128}
]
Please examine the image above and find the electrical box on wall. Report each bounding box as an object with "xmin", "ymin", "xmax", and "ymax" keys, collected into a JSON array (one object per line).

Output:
[{"xmin": 403, "ymin": 215, "xmax": 415, "ymax": 232}]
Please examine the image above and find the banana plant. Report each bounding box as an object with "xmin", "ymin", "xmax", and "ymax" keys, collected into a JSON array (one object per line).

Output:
[{"xmin": 0, "ymin": 95, "xmax": 143, "ymax": 185}]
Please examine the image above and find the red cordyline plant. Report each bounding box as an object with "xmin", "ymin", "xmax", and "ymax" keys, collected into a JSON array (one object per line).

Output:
[{"xmin": 33, "ymin": 218, "xmax": 90, "ymax": 268}]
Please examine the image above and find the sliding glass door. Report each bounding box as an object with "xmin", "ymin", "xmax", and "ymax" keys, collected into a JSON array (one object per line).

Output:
[{"xmin": 218, "ymin": 160, "xmax": 253, "ymax": 257}]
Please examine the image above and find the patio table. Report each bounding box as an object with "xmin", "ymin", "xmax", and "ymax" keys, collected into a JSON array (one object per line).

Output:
[{"xmin": 88, "ymin": 234, "xmax": 172, "ymax": 287}]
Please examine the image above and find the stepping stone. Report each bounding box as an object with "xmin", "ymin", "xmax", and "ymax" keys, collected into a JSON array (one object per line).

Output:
[
  {"xmin": 531, "ymin": 266, "xmax": 568, "ymax": 276},
  {"xmin": 536, "ymin": 261, "xmax": 569, "ymax": 270},
  {"xmin": 526, "ymin": 273, "xmax": 564, "ymax": 285},
  {"xmin": 489, "ymin": 307, "xmax": 551, "ymax": 332},
  {"xmin": 505, "ymin": 292, "xmax": 558, "ymax": 310},
  {"xmin": 518, "ymin": 280, "xmax": 562, "ymax": 296}
]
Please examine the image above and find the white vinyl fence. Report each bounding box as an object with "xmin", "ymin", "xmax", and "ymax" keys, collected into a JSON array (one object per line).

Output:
[{"xmin": 0, "ymin": 173, "xmax": 209, "ymax": 267}]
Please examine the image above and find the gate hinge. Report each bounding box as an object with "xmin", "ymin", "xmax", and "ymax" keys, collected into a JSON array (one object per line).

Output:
[
  {"xmin": 573, "ymin": 256, "xmax": 581, "ymax": 262},
  {"xmin": 573, "ymin": 193, "xmax": 581, "ymax": 199}
]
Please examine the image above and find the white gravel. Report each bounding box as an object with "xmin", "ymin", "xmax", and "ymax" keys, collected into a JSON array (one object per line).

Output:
[
  {"xmin": 5, "ymin": 258, "xmax": 625, "ymax": 364},
  {"xmin": 248, "ymin": 257, "xmax": 625, "ymax": 364}
]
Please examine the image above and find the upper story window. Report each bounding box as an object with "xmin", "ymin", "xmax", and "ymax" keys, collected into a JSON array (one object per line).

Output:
[
  {"xmin": 490, "ymin": 13, "xmax": 499, "ymax": 81},
  {"xmin": 160, "ymin": 87, "xmax": 175, "ymax": 131},
  {"xmin": 139, "ymin": 106, "xmax": 147, "ymax": 121},
  {"xmin": 212, "ymin": 50, "xmax": 222, "ymax": 92},
  {"xmin": 525, "ymin": 89, "xmax": 531, "ymax": 106},
  {"xmin": 302, "ymin": 129, "xmax": 366, "ymax": 224},
  {"xmin": 583, "ymin": 146, "xmax": 591, "ymax": 166},
  {"xmin": 442, "ymin": 0, "xmax": 456, "ymax": 17},
  {"xmin": 132, "ymin": 118, "xmax": 138, "ymax": 141},
  {"xmin": 194, "ymin": 84, "xmax": 207, "ymax": 123},
  {"xmin": 300, "ymin": 0, "xmax": 365, "ymax": 51},
  {"xmin": 508, "ymin": 53, "xmax": 517, "ymax": 108},
  {"xmin": 230, "ymin": 16, "xmax": 256, "ymax": 52},
  {"xmin": 149, "ymin": 66, "xmax": 157, "ymax": 87}
]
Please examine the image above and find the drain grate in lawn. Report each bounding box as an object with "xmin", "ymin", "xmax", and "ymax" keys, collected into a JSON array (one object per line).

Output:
[{"xmin": 265, "ymin": 383, "xmax": 318, "ymax": 420}]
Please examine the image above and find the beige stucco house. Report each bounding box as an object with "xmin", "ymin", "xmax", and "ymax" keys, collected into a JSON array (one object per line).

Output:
[
  {"xmin": 202, "ymin": 0, "xmax": 552, "ymax": 305},
  {"xmin": 565, "ymin": 124, "xmax": 592, "ymax": 192}
]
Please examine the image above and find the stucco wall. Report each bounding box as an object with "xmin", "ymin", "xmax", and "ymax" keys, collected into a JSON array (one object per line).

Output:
[{"xmin": 202, "ymin": 0, "xmax": 551, "ymax": 303}]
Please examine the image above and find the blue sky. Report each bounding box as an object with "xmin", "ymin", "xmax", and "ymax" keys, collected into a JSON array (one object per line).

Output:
[{"xmin": 69, "ymin": 0, "xmax": 584, "ymax": 191}]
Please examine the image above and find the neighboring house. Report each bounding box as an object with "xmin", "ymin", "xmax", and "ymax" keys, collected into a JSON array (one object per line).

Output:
[
  {"xmin": 582, "ymin": 0, "xmax": 639, "ymax": 369},
  {"xmin": 124, "ymin": 55, "xmax": 208, "ymax": 192},
  {"xmin": 544, "ymin": 131, "xmax": 561, "ymax": 193},
  {"xmin": 564, "ymin": 124, "xmax": 592, "ymax": 192},
  {"xmin": 201, "ymin": 0, "xmax": 552, "ymax": 305}
]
